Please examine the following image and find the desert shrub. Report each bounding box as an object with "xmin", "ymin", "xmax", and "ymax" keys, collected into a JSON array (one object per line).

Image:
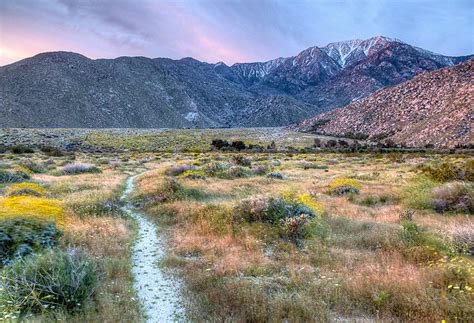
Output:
[
  {"xmin": 0, "ymin": 169, "xmax": 30, "ymax": 184},
  {"xmin": 62, "ymin": 163, "xmax": 101, "ymax": 175},
  {"xmin": 193, "ymin": 204, "xmax": 234, "ymax": 235},
  {"xmin": 399, "ymin": 221, "xmax": 447, "ymax": 260},
  {"xmin": 401, "ymin": 175, "xmax": 438, "ymax": 209},
  {"xmin": 328, "ymin": 178, "xmax": 361, "ymax": 195},
  {"xmin": 451, "ymin": 228, "xmax": 474, "ymax": 255},
  {"xmin": 399, "ymin": 209, "xmax": 415, "ymax": 222},
  {"xmin": 431, "ymin": 182, "xmax": 474, "ymax": 214},
  {"xmin": 0, "ymin": 196, "xmax": 66, "ymax": 225},
  {"xmin": 66, "ymin": 193, "xmax": 123, "ymax": 217},
  {"xmin": 210, "ymin": 139, "xmax": 229, "ymax": 150},
  {"xmin": 230, "ymin": 141, "xmax": 246, "ymax": 151},
  {"xmin": 144, "ymin": 178, "xmax": 206, "ymax": 204},
  {"xmin": 18, "ymin": 160, "xmax": 46, "ymax": 173},
  {"xmin": 6, "ymin": 183, "xmax": 46, "ymax": 197},
  {"xmin": 0, "ymin": 218, "xmax": 62, "ymax": 266},
  {"xmin": 40, "ymin": 146, "xmax": 64, "ymax": 157},
  {"xmin": 230, "ymin": 155, "xmax": 251, "ymax": 167},
  {"xmin": 9, "ymin": 145, "xmax": 34, "ymax": 154},
  {"xmin": 226, "ymin": 166, "xmax": 251, "ymax": 178},
  {"xmin": 299, "ymin": 161, "xmax": 327, "ymax": 170},
  {"xmin": 251, "ymin": 165, "xmax": 271, "ymax": 176},
  {"xmin": 266, "ymin": 172, "xmax": 284, "ymax": 179},
  {"xmin": 236, "ymin": 194, "xmax": 319, "ymax": 225},
  {"xmin": 0, "ymin": 249, "xmax": 99, "ymax": 315},
  {"xmin": 420, "ymin": 160, "xmax": 474, "ymax": 182},
  {"xmin": 280, "ymin": 214, "xmax": 310, "ymax": 243},
  {"xmin": 202, "ymin": 162, "xmax": 231, "ymax": 177},
  {"xmin": 165, "ymin": 163, "xmax": 196, "ymax": 176},
  {"xmin": 180, "ymin": 170, "xmax": 207, "ymax": 180}
]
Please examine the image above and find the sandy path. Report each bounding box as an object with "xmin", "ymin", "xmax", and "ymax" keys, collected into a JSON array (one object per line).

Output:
[{"xmin": 121, "ymin": 175, "xmax": 185, "ymax": 322}]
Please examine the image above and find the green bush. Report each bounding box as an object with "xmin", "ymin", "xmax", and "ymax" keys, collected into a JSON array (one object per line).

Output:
[
  {"xmin": 226, "ymin": 166, "xmax": 251, "ymax": 178},
  {"xmin": 18, "ymin": 160, "xmax": 47, "ymax": 174},
  {"xmin": 40, "ymin": 146, "xmax": 64, "ymax": 157},
  {"xmin": 9, "ymin": 146, "xmax": 34, "ymax": 154},
  {"xmin": 236, "ymin": 195, "xmax": 317, "ymax": 224},
  {"xmin": 399, "ymin": 221, "xmax": 447, "ymax": 255},
  {"xmin": 400, "ymin": 175, "xmax": 437, "ymax": 209},
  {"xmin": 0, "ymin": 169, "xmax": 30, "ymax": 184},
  {"xmin": 0, "ymin": 219, "xmax": 63, "ymax": 266},
  {"xmin": 230, "ymin": 155, "xmax": 251, "ymax": 167},
  {"xmin": 0, "ymin": 249, "xmax": 99, "ymax": 315}
]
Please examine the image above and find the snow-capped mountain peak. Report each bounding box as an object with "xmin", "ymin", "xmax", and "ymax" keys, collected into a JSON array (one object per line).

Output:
[{"xmin": 322, "ymin": 36, "xmax": 401, "ymax": 67}]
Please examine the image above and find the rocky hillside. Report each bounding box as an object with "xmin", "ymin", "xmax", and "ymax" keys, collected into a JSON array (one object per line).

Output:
[
  {"xmin": 0, "ymin": 36, "xmax": 471, "ymax": 128},
  {"xmin": 293, "ymin": 59, "xmax": 474, "ymax": 148}
]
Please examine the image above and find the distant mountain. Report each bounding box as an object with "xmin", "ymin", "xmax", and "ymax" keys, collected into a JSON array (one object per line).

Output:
[
  {"xmin": 0, "ymin": 36, "xmax": 471, "ymax": 128},
  {"xmin": 292, "ymin": 59, "xmax": 474, "ymax": 148}
]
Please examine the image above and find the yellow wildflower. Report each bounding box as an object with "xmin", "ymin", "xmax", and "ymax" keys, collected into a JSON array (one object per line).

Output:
[
  {"xmin": 6, "ymin": 183, "xmax": 46, "ymax": 196},
  {"xmin": 0, "ymin": 196, "xmax": 66, "ymax": 225}
]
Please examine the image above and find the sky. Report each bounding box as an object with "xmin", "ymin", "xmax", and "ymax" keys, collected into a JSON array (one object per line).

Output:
[{"xmin": 0, "ymin": 0, "xmax": 473, "ymax": 66}]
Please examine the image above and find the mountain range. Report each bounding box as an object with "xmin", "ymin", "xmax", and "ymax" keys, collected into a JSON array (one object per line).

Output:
[
  {"xmin": 292, "ymin": 59, "xmax": 473, "ymax": 148},
  {"xmin": 0, "ymin": 36, "xmax": 472, "ymax": 129}
]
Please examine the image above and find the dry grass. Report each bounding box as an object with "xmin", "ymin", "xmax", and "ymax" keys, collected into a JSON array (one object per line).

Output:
[
  {"xmin": 1, "ymin": 150, "xmax": 472, "ymax": 321},
  {"xmin": 136, "ymin": 152, "xmax": 473, "ymax": 321}
]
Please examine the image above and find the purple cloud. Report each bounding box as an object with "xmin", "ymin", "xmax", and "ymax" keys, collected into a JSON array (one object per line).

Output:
[{"xmin": 0, "ymin": 0, "xmax": 472, "ymax": 66}]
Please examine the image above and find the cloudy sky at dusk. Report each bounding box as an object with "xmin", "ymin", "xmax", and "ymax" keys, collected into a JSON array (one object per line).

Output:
[{"xmin": 0, "ymin": 0, "xmax": 473, "ymax": 66}]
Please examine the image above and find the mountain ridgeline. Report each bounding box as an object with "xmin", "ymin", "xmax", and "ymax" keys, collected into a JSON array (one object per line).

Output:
[
  {"xmin": 292, "ymin": 59, "xmax": 474, "ymax": 148},
  {"xmin": 0, "ymin": 36, "xmax": 471, "ymax": 128}
]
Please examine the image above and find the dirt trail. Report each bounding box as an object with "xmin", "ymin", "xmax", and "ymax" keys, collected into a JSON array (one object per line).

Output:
[{"xmin": 121, "ymin": 175, "xmax": 185, "ymax": 322}]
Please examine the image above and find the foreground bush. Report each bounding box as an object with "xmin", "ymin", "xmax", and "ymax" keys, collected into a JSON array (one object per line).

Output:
[
  {"xmin": 0, "ymin": 218, "xmax": 62, "ymax": 266},
  {"xmin": 328, "ymin": 178, "xmax": 361, "ymax": 195},
  {"xmin": 62, "ymin": 163, "xmax": 101, "ymax": 175},
  {"xmin": 0, "ymin": 196, "xmax": 66, "ymax": 225},
  {"xmin": 0, "ymin": 249, "xmax": 99, "ymax": 315},
  {"xmin": 431, "ymin": 182, "xmax": 474, "ymax": 214}
]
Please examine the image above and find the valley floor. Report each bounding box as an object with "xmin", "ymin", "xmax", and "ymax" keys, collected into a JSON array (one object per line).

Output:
[{"xmin": 0, "ymin": 132, "xmax": 473, "ymax": 322}]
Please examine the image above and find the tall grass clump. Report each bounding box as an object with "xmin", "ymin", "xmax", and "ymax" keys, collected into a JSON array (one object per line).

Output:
[{"xmin": 0, "ymin": 249, "xmax": 99, "ymax": 316}]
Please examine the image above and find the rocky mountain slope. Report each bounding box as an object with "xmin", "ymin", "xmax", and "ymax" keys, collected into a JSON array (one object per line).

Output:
[
  {"xmin": 0, "ymin": 36, "xmax": 471, "ymax": 128},
  {"xmin": 293, "ymin": 59, "xmax": 474, "ymax": 148}
]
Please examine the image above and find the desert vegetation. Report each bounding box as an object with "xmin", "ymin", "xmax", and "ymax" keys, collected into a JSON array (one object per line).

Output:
[{"xmin": 0, "ymin": 130, "xmax": 472, "ymax": 321}]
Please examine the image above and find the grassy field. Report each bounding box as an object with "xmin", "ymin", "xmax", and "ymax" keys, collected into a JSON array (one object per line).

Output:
[
  {"xmin": 0, "ymin": 127, "xmax": 342, "ymax": 152},
  {"xmin": 0, "ymin": 130, "xmax": 472, "ymax": 322}
]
